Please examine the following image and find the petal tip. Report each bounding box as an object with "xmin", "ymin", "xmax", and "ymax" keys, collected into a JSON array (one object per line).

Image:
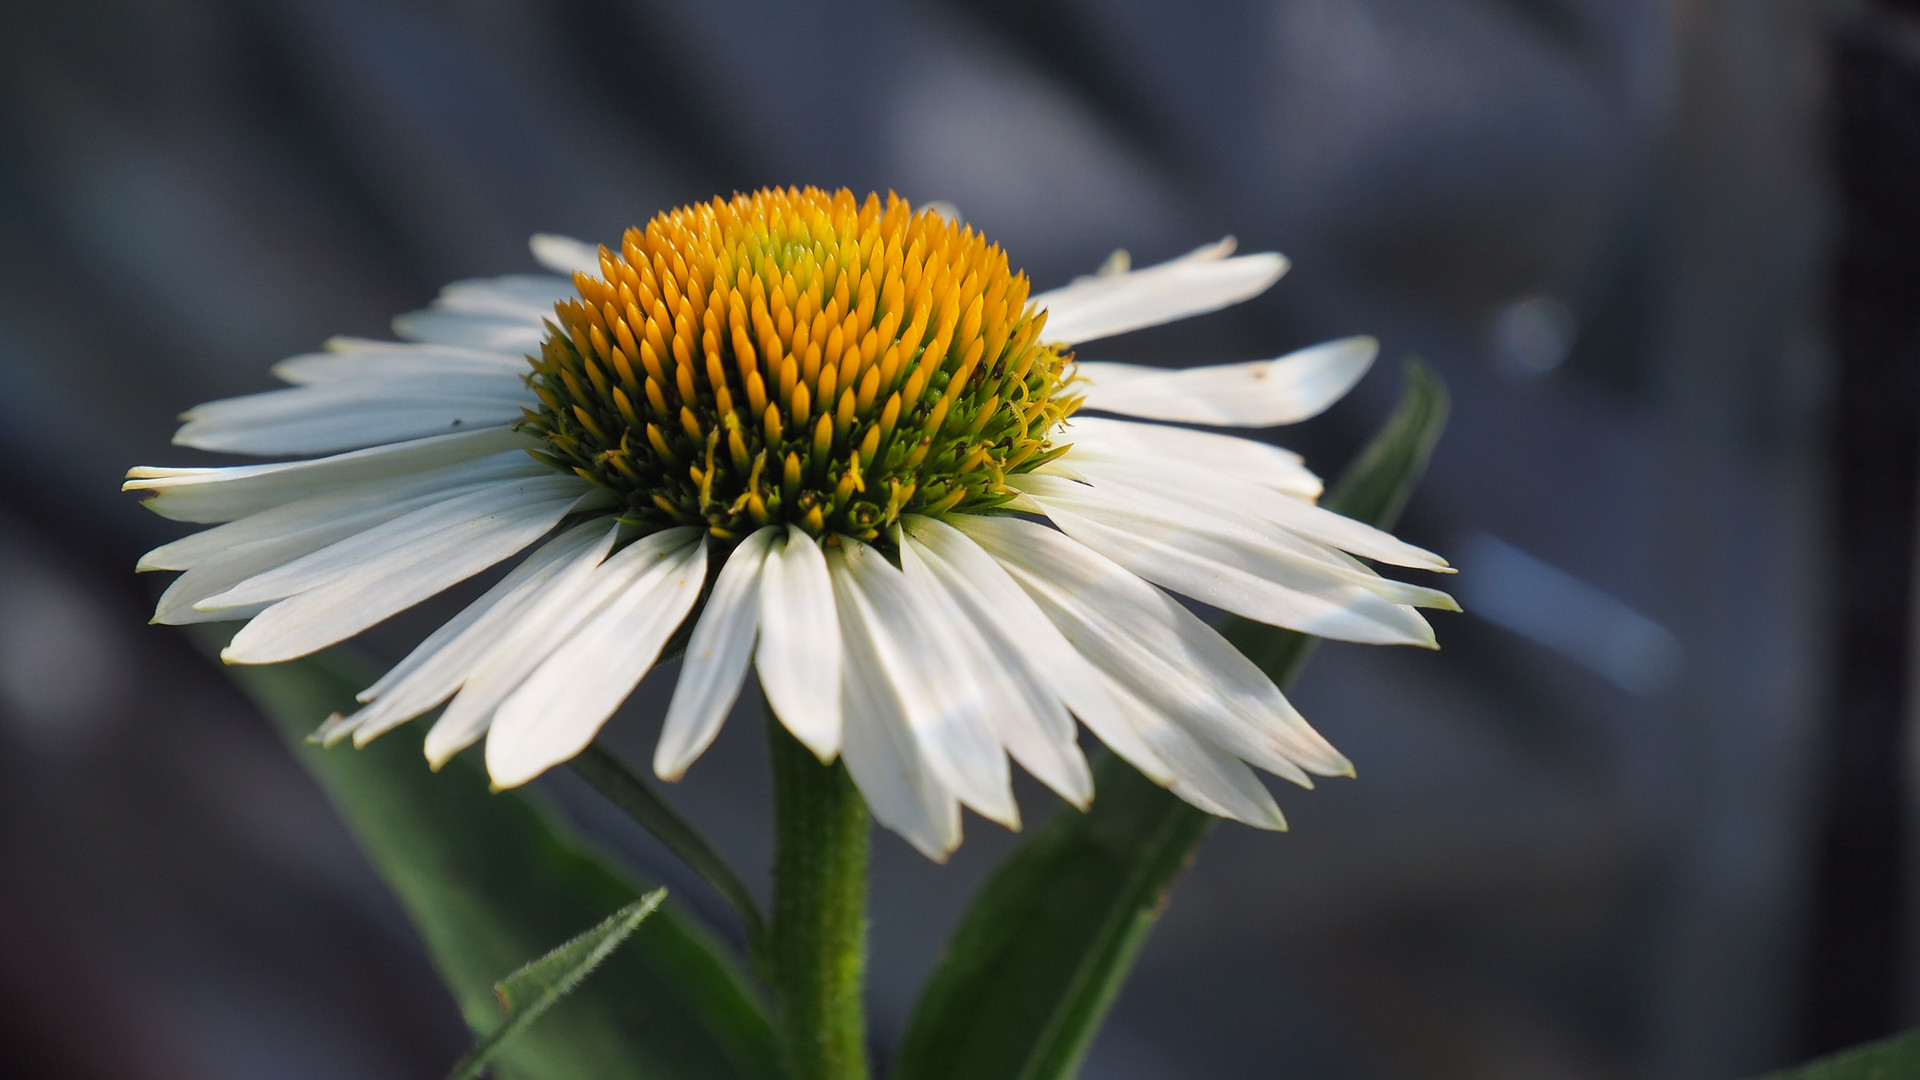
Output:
[
  {"xmin": 651, "ymin": 752, "xmax": 692, "ymax": 783},
  {"xmin": 304, "ymin": 716, "xmax": 342, "ymax": 746}
]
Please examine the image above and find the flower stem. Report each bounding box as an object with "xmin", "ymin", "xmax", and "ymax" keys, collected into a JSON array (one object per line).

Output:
[{"xmin": 768, "ymin": 710, "xmax": 870, "ymax": 1080}]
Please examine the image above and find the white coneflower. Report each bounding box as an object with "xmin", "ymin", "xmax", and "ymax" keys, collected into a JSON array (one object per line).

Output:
[{"xmin": 128, "ymin": 188, "xmax": 1454, "ymax": 860}]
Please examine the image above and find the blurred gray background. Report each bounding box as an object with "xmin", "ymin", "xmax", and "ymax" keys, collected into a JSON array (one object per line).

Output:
[{"xmin": 2, "ymin": 0, "xmax": 1916, "ymax": 1077}]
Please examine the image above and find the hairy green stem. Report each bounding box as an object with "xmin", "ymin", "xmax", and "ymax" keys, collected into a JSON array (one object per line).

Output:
[{"xmin": 768, "ymin": 712, "xmax": 871, "ymax": 1080}]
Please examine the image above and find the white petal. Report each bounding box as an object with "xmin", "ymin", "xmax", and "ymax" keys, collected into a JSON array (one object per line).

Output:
[
  {"xmin": 333, "ymin": 520, "xmax": 619, "ymax": 746},
  {"xmin": 956, "ymin": 515, "xmax": 1350, "ymax": 782},
  {"xmin": 915, "ymin": 515, "xmax": 1173, "ymax": 790},
  {"xmin": 423, "ymin": 527, "xmax": 700, "ymax": 766},
  {"xmin": 1033, "ymin": 242, "xmax": 1288, "ymax": 346},
  {"xmin": 834, "ymin": 541, "xmax": 1017, "ymax": 828},
  {"xmin": 219, "ymin": 481, "xmax": 588, "ymax": 664},
  {"xmin": 359, "ymin": 518, "xmax": 616, "ymax": 703},
  {"xmin": 151, "ymin": 480, "xmax": 508, "ymax": 625},
  {"xmin": 486, "ymin": 535, "xmax": 707, "ymax": 787},
  {"xmin": 181, "ymin": 373, "xmax": 530, "ymax": 420},
  {"xmin": 1049, "ymin": 468, "xmax": 1457, "ymax": 610},
  {"xmin": 1074, "ymin": 336, "xmax": 1377, "ymax": 427},
  {"xmin": 155, "ymin": 596, "xmax": 272, "ymax": 627},
  {"xmin": 126, "ymin": 427, "xmax": 537, "ymax": 523},
  {"xmin": 1054, "ymin": 416, "xmax": 1321, "ymax": 500},
  {"xmin": 901, "ymin": 517, "xmax": 1095, "ymax": 807},
  {"xmin": 890, "ymin": 538, "xmax": 1031, "ymax": 829},
  {"xmin": 1098, "ymin": 673, "xmax": 1286, "ymax": 829},
  {"xmin": 1013, "ymin": 475, "xmax": 1441, "ymax": 647},
  {"xmin": 531, "ymin": 234, "xmax": 604, "ymax": 277},
  {"xmin": 273, "ymin": 338, "xmax": 530, "ymax": 384},
  {"xmin": 756, "ymin": 527, "xmax": 843, "ymax": 762},
  {"xmin": 433, "ymin": 275, "xmax": 574, "ymax": 319},
  {"xmin": 174, "ymin": 374, "xmax": 532, "ymax": 455},
  {"xmin": 1051, "ymin": 471, "xmax": 1459, "ymax": 610},
  {"xmin": 138, "ymin": 450, "xmax": 547, "ymax": 571},
  {"xmin": 198, "ymin": 475, "xmax": 590, "ymax": 610},
  {"xmin": 1052, "ymin": 452, "xmax": 1450, "ymax": 573},
  {"xmin": 391, "ymin": 309, "xmax": 546, "ymax": 354},
  {"xmin": 655, "ymin": 526, "xmax": 780, "ymax": 781},
  {"xmin": 831, "ymin": 548, "xmax": 962, "ymax": 860}
]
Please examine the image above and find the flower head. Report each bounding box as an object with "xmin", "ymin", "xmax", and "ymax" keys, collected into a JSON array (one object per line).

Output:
[
  {"xmin": 128, "ymin": 187, "xmax": 1454, "ymax": 859},
  {"xmin": 523, "ymin": 188, "xmax": 1075, "ymax": 542}
]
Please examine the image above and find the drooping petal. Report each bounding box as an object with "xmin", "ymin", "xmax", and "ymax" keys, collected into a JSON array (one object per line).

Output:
[
  {"xmin": 197, "ymin": 475, "xmax": 591, "ymax": 611},
  {"xmin": 423, "ymin": 527, "xmax": 701, "ymax": 767},
  {"xmin": 1052, "ymin": 415, "xmax": 1321, "ymax": 500},
  {"xmin": 1042, "ymin": 464, "xmax": 1457, "ymax": 609},
  {"xmin": 152, "ymin": 482, "xmax": 503, "ymax": 625},
  {"xmin": 901, "ymin": 516, "xmax": 1096, "ymax": 808},
  {"xmin": 1012, "ymin": 474, "xmax": 1442, "ymax": 647},
  {"xmin": 486, "ymin": 534, "xmax": 707, "ymax": 788},
  {"xmin": 834, "ymin": 541, "xmax": 1018, "ymax": 829},
  {"xmin": 125, "ymin": 427, "xmax": 537, "ymax": 523},
  {"xmin": 218, "ymin": 478, "xmax": 592, "ymax": 664},
  {"xmin": 830, "ymin": 547, "xmax": 962, "ymax": 861},
  {"xmin": 325, "ymin": 520, "xmax": 619, "ymax": 747},
  {"xmin": 1073, "ymin": 336, "xmax": 1377, "ymax": 427},
  {"xmin": 956, "ymin": 514, "xmax": 1351, "ymax": 783},
  {"xmin": 1050, "ymin": 451, "xmax": 1451, "ymax": 573},
  {"xmin": 1033, "ymin": 241, "xmax": 1289, "ymax": 346},
  {"xmin": 137, "ymin": 450, "xmax": 548, "ymax": 572},
  {"xmin": 756, "ymin": 526, "xmax": 843, "ymax": 762},
  {"xmin": 655, "ymin": 526, "xmax": 780, "ymax": 781},
  {"xmin": 1096, "ymin": 673, "xmax": 1286, "ymax": 829},
  {"xmin": 891, "ymin": 539, "xmax": 1033, "ymax": 828}
]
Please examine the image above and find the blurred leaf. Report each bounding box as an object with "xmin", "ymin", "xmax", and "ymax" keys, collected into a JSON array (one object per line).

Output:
[
  {"xmin": 894, "ymin": 360, "xmax": 1450, "ymax": 1080},
  {"xmin": 1758, "ymin": 1029, "xmax": 1920, "ymax": 1079},
  {"xmin": 219, "ymin": 641, "xmax": 781, "ymax": 1080},
  {"xmin": 449, "ymin": 890, "xmax": 666, "ymax": 1080},
  {"xmin": 1316, "ymin": 359, "xmax": 1450, "ymax": 529}
]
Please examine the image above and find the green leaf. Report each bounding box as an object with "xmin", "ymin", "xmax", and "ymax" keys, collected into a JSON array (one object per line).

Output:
[
  {"xmin": 450, "ymin": 890, "xmax": 667, "ymax": 1080},
  {"xmin": 894, "ymin": 360, "xmax": 1451, "ymax": 1080},
  {"xmin": 1758, "ymin": 1029, "xmax": 1920, "ymax": 1079},
  {"xmin": 219, "ymin": 641, "xmax": 782, "ymax": 1080},
  {"xmin": 570, "ymin": 745, "xmax": 769, "ymax": 973},
  {"xmin": 1316, "ymin": 358, "xmax": 1450, "ymax": 528}
]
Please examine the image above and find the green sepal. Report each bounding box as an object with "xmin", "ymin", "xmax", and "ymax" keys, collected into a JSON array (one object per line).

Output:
[
  {"xmin": 1757, "ymin": 1029, "xmax": 1920, "ymax": 1079},
  {"xmin": 894, "ymin": 359, "xmax": 1450, "ymax": 1080},
  {"xmin": 449, "ymin": 890, "xmax": 666, "ymax": 1080},
  {"xmin": 217, "ymin": 639, "xmax": 782, "ymax": 1080}
]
